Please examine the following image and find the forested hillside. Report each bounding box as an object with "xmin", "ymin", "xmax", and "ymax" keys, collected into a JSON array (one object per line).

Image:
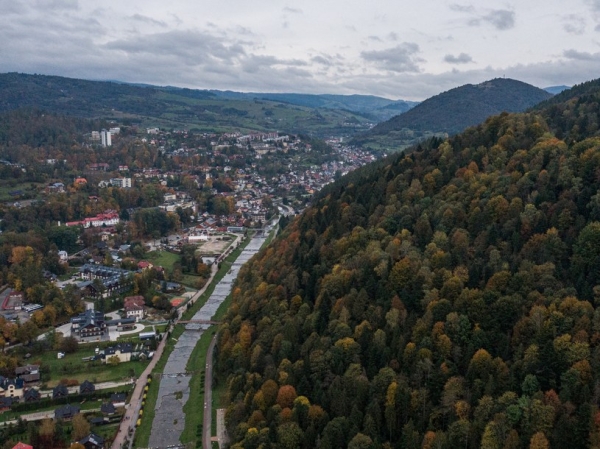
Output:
[
  {"xmin": 216, "ymin": 79, "xmax": 600, "ymax": 448},
  {"xmin": 353, "ymin": 78, "xmax": 552, "ymax": 150}
]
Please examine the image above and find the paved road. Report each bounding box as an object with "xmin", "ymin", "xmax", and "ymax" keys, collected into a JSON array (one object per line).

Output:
[
  {"xmin": 110, "ymin": 332, "xmax": 169, "ymax": 449},
  {"xmin": 203, "ymin": 334, "xmax": 217, "ymax": 449},
  {"xmin": 112, "ymin": 253, "xmax": 221, "ymax": 449}
]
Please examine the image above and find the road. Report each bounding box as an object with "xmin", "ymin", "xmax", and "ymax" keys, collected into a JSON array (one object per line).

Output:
[
  {"xmin": 111, "ymin": 249, "xmax": 222, "ymax": 449},
  {"xmin": 110, "ymin": 332, "xmax": 168, "ymax": 449},
  {"xmin": 203, "ymin": 334, "xmax": 217, "ymax": 449}
]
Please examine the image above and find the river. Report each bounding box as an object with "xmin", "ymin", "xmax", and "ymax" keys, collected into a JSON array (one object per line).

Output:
[{"xmin": 147, "ymin": 233, "xmax": 267, "ymax": 448}]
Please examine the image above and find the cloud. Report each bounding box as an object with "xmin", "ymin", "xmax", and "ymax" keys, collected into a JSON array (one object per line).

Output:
[
  {"xmin": 361, "ymin": 43, "xmax": 423, "ymax": 73},
  {"xmin": 482, "ymin": 9, "xmax": 515, "ymax": 30},
  {"xmin": 563, "ymin": 49, "xmax": 598, "ymax": 60},
  {"xmin": 312, "ymin": 55, "xmax": 332, "ymax": 66},
  {"xmin": 283, "ymin": 7, "xmax": 302, "ymax": 14},
  {"xmin": 444, "ymin": 53, "xmax": 474, "ymax": 64},
  {"xmin": 587, "ymin": 0, "xmax": 600, "ymax": 12},
  {"xmin": 563, "ymin": 15, "xmax": 586, "ymax": 35},
  {"xmin": 130, "ymin": 14, "xmax": 167, "ymax": 27},
  {"xmin": 449, "ymin": 4, "xmax": 475, "ymax": 13},
  {"xmin": 36, "ymin": 0, "xmax": 79, "ymax": 10}
]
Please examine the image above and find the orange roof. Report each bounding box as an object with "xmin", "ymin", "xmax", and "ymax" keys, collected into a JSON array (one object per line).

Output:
[
  {"xmin": 170, "ymin": 298, "xmax": 185, "ymax": 307},
  {"xmin": 12, "ymin": 443, "xmax": 34, "ymax": 449},
  {"xmin": 75, "ymin": 177, "xmax": 87, "ymax": 184}
]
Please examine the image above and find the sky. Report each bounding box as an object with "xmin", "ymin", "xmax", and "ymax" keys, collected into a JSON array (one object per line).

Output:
[{"xmin": 2, "ymin": 0, "xmax": 600, "ymax": 101}]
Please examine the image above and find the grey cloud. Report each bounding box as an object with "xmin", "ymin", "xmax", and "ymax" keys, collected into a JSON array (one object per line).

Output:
[
  {"xmin": 388, "ymin": 32, "xmax": 399, "ymax": 41},
  {"xmin": 450, "ymin": 4, "xmax": 475, "ymax": 13},
  {"xmin": 563, "ymin": 49, "xmax": 597, "ymax": 60},
  {"xmin": 130, "ymin": 14, "xmax": 167, "ymax": 27},
  {"xmin": 587, "ymin": 0, "xmax": 600, "ymax": 11},
  {"xmin": 368, "ymin": 36, "xmax": 383, "ymax": 42},
  {"xmin": 283, "ymin": 7, "xmax": 302, "ymax": 14},
  {"xmin": 36, "ymin": 0, "xmax": 79, "ymax": 10},
  {"xmin": 483, "ymin": 10, "xmax": 515, "ymax": 30},
  {"xmin": 563, "ymin": 15, "xmax": 586, "ymax": 35},
  {"xmin": 0, "ymin": 0, "xmax": 28, "ymax": 14},
  {"xmin": 444, "ymin": 53, "xmax": 473, "ymax": 64},
  {"xmin": 312, "ymin": 55, "xmax": 332, "ymax": 66},
  {"xmin": 361, "ymin": 43, "xmax": 423, "ymax": 73},
  {"xmin": 104, "ymin": 30, "xmax": 249, "ymax": 63}
]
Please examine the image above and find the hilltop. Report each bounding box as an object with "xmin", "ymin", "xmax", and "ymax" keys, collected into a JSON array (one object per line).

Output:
[
  {"xmin": 215, "ymin": 78, "xmax": 600, "ymax": 448},
  {"xmin": 353, "ymin": 78, "xmax": 552, "ymax": 150}
]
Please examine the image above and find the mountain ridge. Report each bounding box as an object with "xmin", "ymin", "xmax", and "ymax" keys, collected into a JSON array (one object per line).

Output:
[{"xmin": 352, "ymin": 77, "xmax": 553, "ymax": 150}]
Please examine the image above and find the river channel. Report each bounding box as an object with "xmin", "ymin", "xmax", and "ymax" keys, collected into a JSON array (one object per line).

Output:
[{"xmin": 148, "ymin": 233, "xmax": 267, "ymax": 448}]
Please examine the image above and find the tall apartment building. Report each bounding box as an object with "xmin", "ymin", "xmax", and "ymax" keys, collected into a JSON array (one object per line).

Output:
[{"xmin": 101, "ymin": 129, "xmax": 112, "ymax": 147}]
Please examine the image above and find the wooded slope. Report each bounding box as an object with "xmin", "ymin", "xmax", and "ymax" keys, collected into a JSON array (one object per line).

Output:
[{"xmin": 216, "ymin": 78, "xmax": 600, "ymax": 449}]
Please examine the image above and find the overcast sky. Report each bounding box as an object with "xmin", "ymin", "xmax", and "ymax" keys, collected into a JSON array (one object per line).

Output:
[{"xmin": 2, "ymin": 0, "xmax": 600, "ymax": 100}]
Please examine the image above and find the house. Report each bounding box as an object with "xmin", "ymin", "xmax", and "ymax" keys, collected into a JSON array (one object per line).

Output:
[
  {"xmin": 6, "ymin": 291, "xmax": 24, "ymax": 310},
  {"xmin": 11, "ymin": 443, "xmax": 33, "ymax": 449},
  {"xmin": 101, "ymin": 402, "xmax": 116, "ymax": 415},
  {"xmin": 137, "ymin": 260, "xmax": 153, "ymax": 270},
  {"xmin": 79, "ymin": 380, "xmax": 95, "ymax": 395},
  {"xmin": 0, "ymin": 397, "xmax": 14, "ymax": 412},
  {"xmin": 58, "ymin": 250, "xmax": 69, "ymax": 263},
  {"xmin": 71, "ymin": 309, "xmax": 108, "ymax": 341},
  {"xmin": 54, "ymin": 403, "xmax": 80, "ymax": 420},
  {"xmin": 15, "ymin": 365, "xmax": 40, "ymax": 385},
  {"xmin": 23, "ymin": 388, "xmax": 40, "ymax": 402},
  {"xmin": 110, "ymin": 393, "xmax": 126, "ymax": 407},
  {"xmin": 78, "ymin": 433, "xmax": 104, "ymax": 449},
  {"xmin": 52, "ymin": 384, "xmax": 69, "ymax": 399},
  {"xmin": 124, "ymin": 295, "xmax": 146, "ymax": 321},
  {"xmin": 0, "ymin": 377, "xmax": 24, "ymax": 398},
  {"xmin": 103, "ymin": 343, "xmax": 133, "ymax": 364}
]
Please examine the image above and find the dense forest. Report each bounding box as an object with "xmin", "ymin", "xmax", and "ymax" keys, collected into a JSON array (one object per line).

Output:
[
  {"xmin": 215, "ymin": 79, "xmax": 600, "ymax": 448},
  {"xmin": 353, "ymin": 78, "xmax": 552, "ymax": 149}
]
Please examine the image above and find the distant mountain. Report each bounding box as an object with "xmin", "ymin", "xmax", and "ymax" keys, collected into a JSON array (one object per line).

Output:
[
  {"xmin": 544, "ymin": 85, "xmax": 570, "ymax": 95},
  {"xmin": 352, "ymin": 78, "xmax": 553, "ymax": 150},
  {"xmin": 206, "ymin": 91, "xmax": 418, "ymax": 121},
  {"xmin": 0, "ymin": 72, "xmax": 379, "ymax": 137}
]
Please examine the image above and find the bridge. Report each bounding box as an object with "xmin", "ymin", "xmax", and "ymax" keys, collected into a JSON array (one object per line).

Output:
[{"xmin": 176, "ymin": 320, "xmax": 221, "ymax": 325}]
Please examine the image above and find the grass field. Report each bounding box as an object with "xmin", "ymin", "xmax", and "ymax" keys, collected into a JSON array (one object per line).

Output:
[{"xmin": 33, "ymin": 346, "xmax": 148, "ymax": 387}]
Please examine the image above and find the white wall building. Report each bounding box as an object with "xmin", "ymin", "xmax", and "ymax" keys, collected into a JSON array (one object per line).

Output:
[{"xmin": 101, "ymin": 129, "xmax": 112, "ymax": 147}]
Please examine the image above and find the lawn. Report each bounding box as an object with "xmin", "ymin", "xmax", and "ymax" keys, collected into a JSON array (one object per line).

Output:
[
  {"xmin": 32, "ymin": 345, "xmax": 149, "ymax": 387},
  {"xmin": 145, "ymin": 250, "xmax": 180, "ymax": 271}
]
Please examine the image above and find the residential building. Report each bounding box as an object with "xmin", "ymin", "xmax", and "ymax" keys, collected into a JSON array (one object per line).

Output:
[
  {"xmin": 52, "ymin": 384, "xmax": 69, "ymax": 400},
  {"xmin": 11, "ymin": 443, "xmax": 33, "ymax": 449},
  {"xmin": 71, "ymin": 309, "xmax": 108, "ymax": 341},
  {"xmin": 103, "ymin": 343, "xmax": 133, "ymax": 364},
  {"xmin": 79, "ymin": 433, "xmax": 105, "ymax": 449},
  {"xmin": 15, "ymin": 364, "xmax": 40, "ymax": 385},
  {"xmin": 54, "ymin": 403, "xmax": 80, "ymax": 420},
  {"xmin": 79, "ymin": 380, "xmax": 95, "ymax": 395},
  {"xmin": 101, "ymin": 129, "xmax": 111, "ymax": 147},
  {"xmin": 23, "ymin": 388, "xmax": 40, "ymax": 402},
  {"xmin": 66, "ymin": 210, "xmax": 120, "ymax": 228},
  {"xmin": 124, "ymin": 295, "xmax": 145, "ymax": 321},
  {"xmin": 0, "ymin": 377, "xmax": 24, "ymax": 398},
  {"xmin": 110, "ymin": 177, "xmax": 132, "ymax": 188}
]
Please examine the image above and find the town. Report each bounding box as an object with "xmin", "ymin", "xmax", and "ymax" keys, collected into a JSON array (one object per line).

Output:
[{"xmin": 0, "ymin": 122, "xmax": 379, "ymax": 448}]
